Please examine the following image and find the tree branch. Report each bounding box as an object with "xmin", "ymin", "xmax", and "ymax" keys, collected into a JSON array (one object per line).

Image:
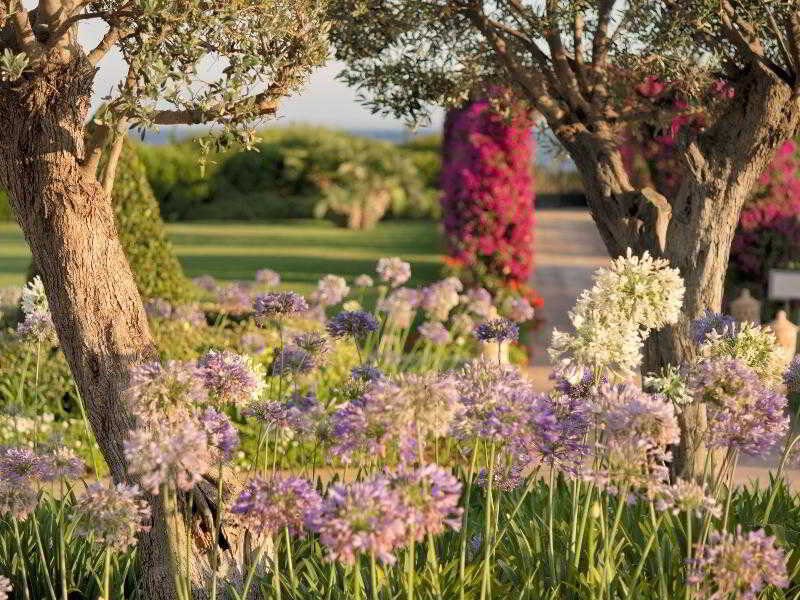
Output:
[
  {"xmin": 544, "ymin": 0, "xmax": 592, "ymax": 117},
  {"xmin": 102, "ymin": 119, "xmax": 128, "ymax": 196},
  {"xmin": 151, "ymin": 92, "xmax": 279, "ymax": 126},
  {"xmin": 87, "ymin": 24, "xmax": 127, "ymax": 65},
  {"xmin": 10, "ymin": 1, "xmax": 39, "ymax": 57}
]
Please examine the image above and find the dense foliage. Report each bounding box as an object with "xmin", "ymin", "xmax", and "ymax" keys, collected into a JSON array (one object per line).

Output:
[
  {"xmin": 441, "ymin": 94, "xmax": 540, "ymax": 305},
  {"xmin": 139, "ymin": 128, "xmax": 439, "ymax": 225}
]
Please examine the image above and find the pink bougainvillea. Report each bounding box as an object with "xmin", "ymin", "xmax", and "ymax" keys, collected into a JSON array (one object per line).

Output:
[
  {"xmin": 621, "ymin": 76, "xmax": 800, "ymax": 293},
  {"xmin": 440, "ymin": 93, "xmax": 541, "ymax": 305}
]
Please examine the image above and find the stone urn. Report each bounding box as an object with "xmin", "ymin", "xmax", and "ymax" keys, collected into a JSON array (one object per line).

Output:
[
  {"xmin": 729, "ymin": 288, "xmax": 762, "ymax": 324},
  {"xmin": 769, "ymin": 309, "xmax": 798, "ymax": 368}
]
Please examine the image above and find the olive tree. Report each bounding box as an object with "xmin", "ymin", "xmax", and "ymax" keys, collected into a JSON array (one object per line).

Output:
[
  {"xmin": 331, "ymin": 0, "xmax": 800, "ymax": 473},
  {"xmin": 0, "ymin": 1, "xmax": 327, "ymax": 596}
]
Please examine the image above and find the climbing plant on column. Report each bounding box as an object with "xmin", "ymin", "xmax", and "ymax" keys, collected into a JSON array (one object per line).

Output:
[{"xmin": 441, "ymin": 91, "xmax": 541, "ymax": 307}]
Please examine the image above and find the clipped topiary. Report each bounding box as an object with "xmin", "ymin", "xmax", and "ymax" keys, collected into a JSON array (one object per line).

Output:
[{"xmin": 111, "ymin": 141, "xmax": 194, "ymax": 303}]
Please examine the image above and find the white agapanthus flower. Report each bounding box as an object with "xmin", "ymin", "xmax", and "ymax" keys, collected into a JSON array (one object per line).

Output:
[
  {"xmin": 548, "ymin": 249, "xmax": 685, "ymax": 377},
  {"xmin": 644, "ymin": 365, "xmax": 693, "ymax": 407},
  {"xmin": 549, "ymin": 308, "xmax": 644, "ymax": 377},
  {"xmin": 699, "ymin": 322, "xmax": 785, "ymax": 385},
  {"xmin": 583, "ymin": 249, "xmax": 684, "ymax": 332},
  {"xmin": 21, "ymin": 276, "xmax": 49, "ymax": 316}
]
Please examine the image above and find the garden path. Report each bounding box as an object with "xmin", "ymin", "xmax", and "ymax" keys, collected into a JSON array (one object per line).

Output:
[{"xmin": 524, "ymin": 208, "xmax": 799, "ymax": 485}]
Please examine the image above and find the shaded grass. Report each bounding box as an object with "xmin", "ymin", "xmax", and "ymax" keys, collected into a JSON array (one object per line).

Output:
[{"xmin": 0, "ymin": 220, "xmax": 445, "ymax": 293}]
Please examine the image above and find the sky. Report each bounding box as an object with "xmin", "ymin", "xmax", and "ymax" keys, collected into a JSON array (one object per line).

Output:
[{"xmin": 82, "ymin": 20, "xmax": 444, "ymax": 132}]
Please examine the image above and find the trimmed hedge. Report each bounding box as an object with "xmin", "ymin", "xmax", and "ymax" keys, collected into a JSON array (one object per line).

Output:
[{"xmin": 112, "ymin": 141, "xmax": 194, "ymax": 302}]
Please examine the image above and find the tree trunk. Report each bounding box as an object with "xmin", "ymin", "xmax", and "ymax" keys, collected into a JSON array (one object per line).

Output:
[
  {"xmin": 557, "ymin": 64, "xmax": 800, "ymax": 476},
  {"xmin": 0, "ymin": 58, "xmax": 183, "ymax": 598}
]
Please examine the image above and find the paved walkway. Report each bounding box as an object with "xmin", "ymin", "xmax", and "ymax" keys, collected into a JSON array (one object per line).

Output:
[
  {"xmin": 526, "ymin": 209, "xmax": 609, "ymax": 389},
  {"xmin": 526, "ymin": 208, "xmax": 800, "ymax": 486}
]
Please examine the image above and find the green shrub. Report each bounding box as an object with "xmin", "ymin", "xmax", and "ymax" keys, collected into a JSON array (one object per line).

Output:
[
  {"xmin": 112, "ymin": 141, "xmax": 194, "ymax": 302},
  {"xmin": 0, "ymin": 189, "xmax": 12, "ymax": 221}
]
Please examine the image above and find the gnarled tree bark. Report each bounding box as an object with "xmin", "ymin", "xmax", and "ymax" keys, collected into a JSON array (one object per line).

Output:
[{"xmin": 0, "ymin": 56, "xmax": 186, "ymax": 598}]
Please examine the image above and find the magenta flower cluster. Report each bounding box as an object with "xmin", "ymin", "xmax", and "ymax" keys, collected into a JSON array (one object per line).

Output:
[{"xmin": 440, "ymin": 92, "xmax": 535, "ymax": 289}]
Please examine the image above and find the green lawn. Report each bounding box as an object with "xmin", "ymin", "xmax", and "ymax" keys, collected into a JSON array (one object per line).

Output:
[{"xmin": 0, "ymin": 220, "xmax": 445, "ymax": 293}]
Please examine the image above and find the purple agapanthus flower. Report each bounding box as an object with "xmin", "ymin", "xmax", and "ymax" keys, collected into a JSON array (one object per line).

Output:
[
  {"xmin": 688, "ymin": 527, "xmax": 788, "ymax": 599},
  {"xmin": 126, "ymin": 360, "xmax": 208, "ymax": 421},
  {"xmin": 240, "ymin": 332, "xmax": 268, "ymax": 355},
  {"xmin": 351, "ymin": 365, "xmax": 383, "ymax": 382},
  {"xmin": 418, "ymin": 321, "xmax": 450, "ymax": 345},
  {"xmin": 74, "ymin": 483, "xmax": 151, "ymax": 552},
  {"xmin": 255, "ymin": 269, "xmax": 281, "ymax": 287},
  {"xmin": 293, "ymin": 332, "xmax": 330, "ymax": 359},
  {"xmin": 784, "ymin": 354, "xmax": 800, "ymax": 395},
  {"xmin": 387, "ymin": 465, "xmax": 463, "ymax": 540},
  {"xmin": 690, "ymin": 310, "xmax": 736, "ymax": 344},
  {"xmin": 474, "ymin": 318, "xmax": 519, "ymax": 343},
  {"xmin": 307, "ymin": 477, "xmax": 409, "ymax": 565},
  {"xmin": 0, "ymin": 446, "xmax": 55, "ymax": 484},
  {"xmin": 193, "ymin": 275, "xmax": 218, "ymax": 292},
  {"xmin": 272, "ymin": 345, "xmax": 315, "ymax": 375},
  {"xmin": 327, "ymin": 311, "xmax": 379, "ymax": 339},
  {"xmin": 144, "ymin": 298, "xmax": 173, "ymax": 320},
  {"xmin": 691, "ymin": 358, "xmax": 789, "ymax": 456},
  {"xmin": 199, "ymin": 407, "xmax": 240, "ymax": 461},
  {"xmin": 254, "ymin": 292, "xmax": 309, "ymax": 325},
  {"xmin": 198, "ymin": 349, "xmax": 263, "ymax": 406},
  {"xmin": 232, "ymin": 475, "xmax": 322, "ymax": 537},
  {"xmin": 216, "ymin": 282, "xmax": 253, "ymax": 314}
]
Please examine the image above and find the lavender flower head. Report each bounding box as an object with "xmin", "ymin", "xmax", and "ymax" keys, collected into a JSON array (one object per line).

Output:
[
  {"xmin": 691, "ymin": 358, "xmax": 789, "ymax": 456},
  {"xmin": 126, "ymin": 360, "xmax": 207, "ymax": 422},
  {"xmin": 240, "ymin": 332, "xmax": 268, "ymax": 355},
  {"xmin": 74, "ymin": 483, "xmax": 151, "ymax": 552},
  {"xmin": 124, "ymin": 416, "xmax": 212, "ymax": 494},
  {"xmin": 198, "ymin": 349, "xmax": 265, "ymax": 407},
  {"xmin": 689, "ymin": 527, "xmax": 788, "ymax": 599},
  {"xmin": 0, "ymin": 480, "xmax": 39, "ymax": 520},
  {"xmin": 387, "ymin": 465, "xmax": 463, "ymax": 540},
  {"xmin": 420, "ymin": 279, "xmax": 461, "ymax": 321},
  {"xmin": 691, "ymin": 310, "xmax": 736, "ymax": 345},
  {"xmin": 47, "ymin": 447, "xmax": 85, "ymax": 480},
  {"xmin": 244, "ymin": 394, "xmax": 319, "ymax": 436},
  {"xmin": 351, "ymin": 364, "xmax": 383, "ymax": 382},
  {"xmin": 312, "ymin": 275, "xmax": 350, "ymax": 307},
  {"xmin": 144, "ymin": 298, "xmax": 173, "ymax": 320},
  {"xmin": 193, "ymin": 274, "xmax": 217, "ymax": 292},
  {"xmin": 0, "ymin": 446, "xmax": 55, "ymax": 484},
  {"xmin": 307, "ymin": 477, "xmax": 409, "ymax": 565},
  {"xmin": 654, "ymin": 479, "xmax": 721, "ymax": 518},
  {"xmin": 0, "ymin": 576, "xmax": 10, "ymax": 600},
  {"xmin": 217, "ymin": 282, "xmax": 253, "ymax": 314},
  {"xmin": 199, "ymin": 407, "xmax": 240, "ymax": 461},
  {"xmin": 784, "ymin": 354, "xmax": 800, "ymax": 395},
  {"xmin": 474, "ymin": 318, "xmax": 519, "ymax": 343},
  {"xmin": 15, "ymin": 310, "xmax": 57, "ymax": 345},
  {"xmin": 327, "ymin": 310, "xmax": 379, "ymax": 339},
  {"xmin": 376, "ymin": 257, "xmax": 411, "ymax": 288},
  {"xmin": 505, "ymin": 296, "xmax": 535, "ymax": 323},
  {"xmin": 293, "ymin": 331, "xmax": 330, "ymax": 360},
  {"xmin": 354, "ymin": 274, "xmax": 374, "ymax": 288},
  {"xmin": 272, "ymin": 345, "xmax": 315, "ymax": 376},
  {"xmin": 171, "ymin": 304, "xmax": 207, "ymax": 327},
  {"xmin": 21, "ymin": 275, "xmax": 48, "ymax": 316},
  {"xmin": 418, "ymin": 321, "xmax": 451, "ymax": 345},
  {"xmin": 378, "ymin": 287, "xmax": 420, "ymax": 328},
  {"xmin": 465, "ymin": 287, "xmax": 494, "ymax": 318},
  {"xmin": 255, "ymin": 268, "xmax": 281, "ymax": 287},
  {"xmin": 254, "ymin": 291, "xmax": 309, "ymax": 325},
  {"xmin": 232, "ymin": 475, "xmax": 322, "ymax": 536}
]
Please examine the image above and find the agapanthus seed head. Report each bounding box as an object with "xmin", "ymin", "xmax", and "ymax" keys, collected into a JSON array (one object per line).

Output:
[
  {"xmin": 327, "ymin": 311, "xmax": 379, "ymax": 339},
  {"xmin": 73, "ymin": 483, "xmax": 151, "ymax": 552},
  {"xmin": 474, "ymin": 318, "xmax": 519, "ymax": 343},
  {"xmin": 293, "ymin": 331, "xmax": 330, "ymax": 359},
  {"xmin": 254, "ymin": 292, "xmax": 309, "ymax": 324},
  {"xmin": 198, "ymin": 349, "xmax": 265, "ymax": 407},
  {"xmin": 376, "ymin": 257, "xmax": 411, "ymax": 288},
  {"xmin": 232, "ymin": 475, "xmax": 322, "ymax": 537}
]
